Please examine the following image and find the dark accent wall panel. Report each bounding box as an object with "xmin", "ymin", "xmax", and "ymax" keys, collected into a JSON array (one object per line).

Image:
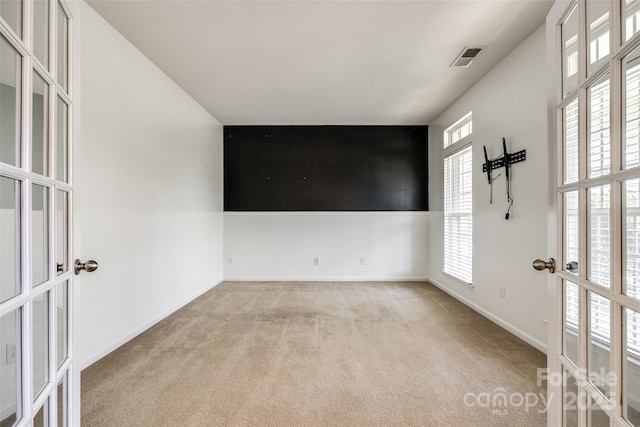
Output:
[{"xmin": 224, "ymin": 126, "xmax": 427, "ymax": 211}]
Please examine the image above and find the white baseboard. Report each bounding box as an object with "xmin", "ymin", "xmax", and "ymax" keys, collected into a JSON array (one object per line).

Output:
[
  {"xmin": 80, "ymin": 278, "xmax": 224, "ymax": 370},
  {"xmin": 427, "ymin": 277, "xmax": 547, "ymax": 354},
  {"xmin": 224, "ymin": 276, "xmax": 429, "ymax": 282}
]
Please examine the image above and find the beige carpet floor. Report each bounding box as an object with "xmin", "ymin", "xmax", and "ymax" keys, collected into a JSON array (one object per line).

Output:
[{"xmin": 81, "ymin": 281, "xmax": 547, "ymax": 426}]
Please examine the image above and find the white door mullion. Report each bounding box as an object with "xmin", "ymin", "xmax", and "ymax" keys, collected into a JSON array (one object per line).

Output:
[
  {"xmin": 48, "ymin": 285, "xmax": 57, "ymax": 426},
  {"xmin": 610, "ymin": 0, "xmax": 621, "ymax": 54},
  {"xmin": 551, "ymin": 277, "xmax": 564, "ymax": 419},
  {"xmin": 610, "ymin": 178, "xmax": 623, "ymax": 420},
  {"xmin": 47, "ymin": 76, "xmax": 55, "ymax": 186},
  {"xmin": 609, "ymin": 11, "xmax": 623, "ymax": 422},
  {"xmin": 23, "ymin": 0, "xmax": 33, "ymax": 60},
  {"xmin": 579, "ymin": 84, "xmax": 589, "ymax": 187},
  {"xmin": 21, "ymin": 300, "xmax": 33, "ymax": 426},
  {"xmin": 47, "ymin": 185, "xmax": 55, "ymax": 286},
  {"xmin": 21, "ymin": 74, "xmax": 34, "ymax": 427},
  {"xmin": 578, "ymin": 286, "xmax": 588, "ymax": 427},
  {"xmin": 66, "ymin": 4, "xmax": 73, "ymax": 100},
  {"xmin": 50, "ymin": 1, "xmax": 62, "ymax": 424},
  {"xmin": 579, "ymin": 0, "xmax": 588, "ymax": 88},
  {"xmin": 22, "ymin": 19, "xmax": 31, "ymax": 178},
  {"xmin": 49, "ymin": 0, "xmax": 56, "ymax": 83},
  {"xmin": 615, "ymin": 293, "xmax": 640, "ymax": 313},
  {"xmin": 21, "ymin": 1, "xmax": 34, "ymax": 420},
  {"xmin": 611, "ymin": 301, "xmax": 623, "ymax": 419},
  {"xmin": 67, "ymin": 103, "xmax": 73, "ymax": 187},
  {"xmin": 581, "ymin": 1, "xmax": 592, "ymax": 426}
]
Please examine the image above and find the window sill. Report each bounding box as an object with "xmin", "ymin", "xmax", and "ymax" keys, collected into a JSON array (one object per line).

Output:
[{"xmin": 443, "ymin": 271, "xmax": 473, "ymax": 288}]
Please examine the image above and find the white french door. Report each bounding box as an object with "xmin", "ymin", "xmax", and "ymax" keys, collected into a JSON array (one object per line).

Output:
[
  {"xmin": 0, "ymin": 0, "xmax": 74, "ymax": 425},
  {"xmin": 548, "ymin": 0, "xmax": 640, "ymax": 425}
]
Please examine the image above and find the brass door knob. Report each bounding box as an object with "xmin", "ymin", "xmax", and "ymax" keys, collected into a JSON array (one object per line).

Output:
[
  {"xmin": 532, "ymin": 258, "xmax": 555, "ymax": 273},
  {"xmin": 75, "ymin": 259, "xmax": 99, "ymax": 275}
]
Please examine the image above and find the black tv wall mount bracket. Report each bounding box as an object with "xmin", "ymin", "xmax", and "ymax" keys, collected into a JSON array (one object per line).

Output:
[
  {"xmin": 482, "ymin": 139, "xmax": 526, "ymax": 174},
  {"xmin": 482, "ymin": 138, "xmax": 526, "ymax": 220}
]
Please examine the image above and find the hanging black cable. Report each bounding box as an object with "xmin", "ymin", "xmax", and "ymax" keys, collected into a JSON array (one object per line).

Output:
[
  {"xmin": 505, "ymin": 173, "xmax": 513, "ymax": 220},
  {"xmin": 502, "ymin": 138, "xmax": 512, "ymax": 220}
]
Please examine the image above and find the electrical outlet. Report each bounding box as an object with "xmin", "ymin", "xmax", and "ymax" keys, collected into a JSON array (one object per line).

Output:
[
  {"xmin": 313, "ymin": 257, "xmax": 319, "ymax": 265},
  {"xmin": 498, "ymin": 287, "xmax": 506, "ymax": 299},
  {"xmin": 6, "ymin": 343, "xmax": 16, "ymax": 365},
  {"xmin": 360, "ymin": 257, "xmax": 365, "ymax": 265},
  {"xmin": 227, "ymin": 258, "xmax": 233, "ymax": 265}
]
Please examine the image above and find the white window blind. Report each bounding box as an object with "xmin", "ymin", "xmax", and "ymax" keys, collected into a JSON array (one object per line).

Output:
[
  {"xmin": 589, "ymin": 78, "xmax": 611, "ymax": 178},
  {"xmin": 589, "ymin": 185, "xmax": 611, "ymax": 288},
  {"xmin": 444, "ymin": 145, "xmax": 472, "ymax": 284},
  {"xmin": 565, "ymin": 282, "xmax": 579, "ymax": 328},
  {"xmin": 565, "ymin": 99, "xmax": 579, "ymax": 184}
]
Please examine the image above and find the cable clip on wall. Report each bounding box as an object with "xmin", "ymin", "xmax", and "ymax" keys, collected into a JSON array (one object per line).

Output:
[{"xmin": 482, "ymin": 137, "xmax": 526, "ymax": 220}]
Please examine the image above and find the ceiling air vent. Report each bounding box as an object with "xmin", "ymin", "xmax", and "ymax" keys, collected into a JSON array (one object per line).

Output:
[{"xmin": 450, "ymin": 46, "xmax": 484, "ymax": 68}]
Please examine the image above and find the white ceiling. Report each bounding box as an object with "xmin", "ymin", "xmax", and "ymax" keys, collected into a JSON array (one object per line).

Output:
[{"xmin": 86, "ymin": 0, "xmax": 553, "ymax": 125}]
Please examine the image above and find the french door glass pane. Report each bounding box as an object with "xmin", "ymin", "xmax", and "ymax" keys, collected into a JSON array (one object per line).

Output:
[
  {"xmin": 32, "ymin": 292, "xmax": 49, "ymax": 399},
  {"xmin": 589, "ymin": 292, "xmax": 611, "ymax": 397},
  {"xmin": 589, "ymin": 185, "xmax": 611, "ymax": 287},
  {"xmin": 0, "ymin": 0, "xmax": 21, "ymax": 37},
  {"xmin": 587, "ymin": 397, "xmax": 609, "ymax": 426},
  {"xmin": 624, "ymin": 308, "xmax": 640, "ymax": 425},
  {"xmin": 56, "ymin": 281, "xmax": 67, "ymax": 368},
  {"xmin": 564, "ymin": 281, "xmax": 579, "ymax": 365},
  {"xmin": 563, "ymin": 367, "xmax": 579, "ymax": 427},
  {"xmin": 563, "ymin": 4, "xmax": 579, "ymax": 97},
  {"xmin": 56, "ymin": 3, "xmax": 68, "ymax": 91},
  {"xmin": 0, "ymin": 308, "xmax": 22, "ymax": 426},
  {"xmin": 0, "ymin": 35, "xmax": 21, "ymax": 167},
  {"xmin": 625, "ymin": 44, "xmax": 640, "ymax": 169},
  {"xmin": 625, "ymin": 179, "xmax": 640, "ymax": 300},
  {"xmin": 33, "ymin": 400, "xmax": 46, "ymax": 427},
  {"xmin": 57, "ymin": 374, "xmax": 66, "ymax": 427},
  {"xmin": 32, "ymin": 71, "xmax": 48, "ymax": 176},
  {"xmin": 55, "ymin": 190, "xmax": 67, "ymax": 275},
  {"xmin": 565, "ymin": 191, "xmax": 579, "ymax": 274},
  {"xmin": 564, "ymin": 99, "xmax": 579, "ymax": 184},
  {"xmin": 625, "ymin": 0, "xmax": 640, "ymax": 42},
  {"xmin": 56, "ymin": 97, "xmax": 67, "ymax": 182},
  {"xmin": 589, "ymin": 76, "xmax": 611, "ymax": 178},
  {"xmin": 32, "ymin": 0, "xmax": 48, "ymax": 68},
  {"xmin": 587, "ymin": 0, "xmax": 610, "ymax": 75},
  {"xmin": 1, "ymin": 176, "xmax": 21, "ymax": 304},
  {"xmin": 32, "ymin": 184, "xmax": 48, "ymax": 287}
]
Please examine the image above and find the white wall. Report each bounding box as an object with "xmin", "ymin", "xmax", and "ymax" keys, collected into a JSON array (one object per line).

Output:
[
  {"xmin": 77, "ymin": 2, "xmax": 224, "ymax": 368},
  {"xmin": 428, "ymin": 25, "xmax": 548, "ymax": 352},
  {"xmin": 224, "ymin": 212, "xmax": 429, "ymax": 281}
]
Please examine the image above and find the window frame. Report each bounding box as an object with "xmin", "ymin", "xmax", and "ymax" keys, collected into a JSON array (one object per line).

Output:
[
  {"xmin": 443, "ymin": 112, "xmax": 472, "ymax": 149},
  {"xmin": 443, "ymin": 113, "xmax": 473, "ymax": 286}
]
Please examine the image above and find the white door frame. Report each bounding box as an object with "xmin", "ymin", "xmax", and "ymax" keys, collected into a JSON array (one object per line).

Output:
[
  {"xmin": 69, "ymin": 1, "xmax": 81, "ymax": 424},
  {"xmin": 546, "ymin": 3, "xmax": 570, "ymax": 427}
]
